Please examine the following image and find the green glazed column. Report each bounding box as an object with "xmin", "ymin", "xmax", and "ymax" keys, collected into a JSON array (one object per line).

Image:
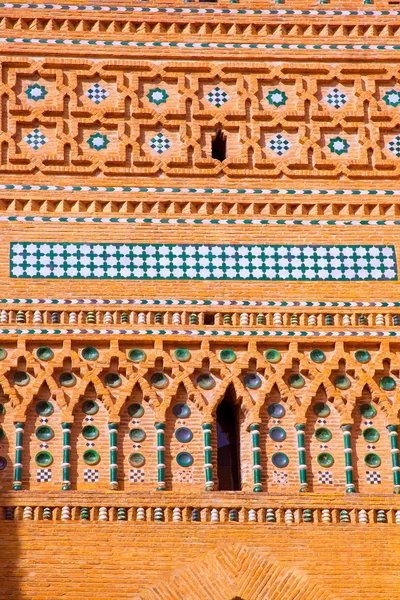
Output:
[
  {"xmin": 61, "ymin": 422, "xmax": 72, "ymax": 491},
  {"xmin": 295, "ymin": 424, "xmax": 308, "ymax": 492},
  {"xmin": 250, "ymin": 423, "xmax": 262, "ymax": 492},
  {"xmin": 156, "ymin": 423, "xmax": 166, "ymax": 491},
  {"xmin": 388, "ymin": 425, "xmax": 400, "ymax": 494},
  {"xmin": 202, "ymin": 423, "xmax": 214, "ymax": 491},
  {"xmin": 341, "ymin": 424, "xmax": 356, "ymax": 493},
  {"xmin": 12, "ymin": 422, "xmax": 24, "ymax": 490},
  {"xmin": 109, "ymin": 423, "xmax": 118, "ymax": 490}
]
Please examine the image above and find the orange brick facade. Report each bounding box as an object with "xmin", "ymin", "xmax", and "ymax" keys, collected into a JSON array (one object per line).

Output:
[{"xmin": 1, "ymin": 0, "xmax": 400, "ymax": 598}]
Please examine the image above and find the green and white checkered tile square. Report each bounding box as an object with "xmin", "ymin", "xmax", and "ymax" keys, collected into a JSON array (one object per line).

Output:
[{"xmin": 9, "ymin": 243, "xmax": 397, "ymax": 281}]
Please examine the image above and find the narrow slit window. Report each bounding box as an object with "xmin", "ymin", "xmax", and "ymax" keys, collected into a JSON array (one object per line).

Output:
[{"xmin": 212, "ymin": 129, "xmax": 227, "ymax": 161}]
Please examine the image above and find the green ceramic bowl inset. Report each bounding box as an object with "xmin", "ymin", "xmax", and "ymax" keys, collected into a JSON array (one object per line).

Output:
[
  {"xmin": 0, "ymin": 427, "xmax": 5, "ymax": 441},
  {"xmin": 362, "ymin": 427, "xmax": 380, "ymax": 443},
  {"xmin": 310, "ymin": 349, "xmax": 325, "ymax": 363},
  {"xmin": 359, "ymin": 403, "xmax": 377, "ymax": 419},
  {"xmin": 35, "ymin": 451, "xmax": 53, "ymax": 467},
  {"xmin": 83, "ymin": 449, "xmax": 100, "ymax": 465},
  {"xmin": 314, "ymin": 427, "xmax": 332, "ymax": 442},
  {"xmin": 150, "ymin": 373, "xmax": 168, "ymax": 389},
  {"xmin": 173, "ymin": 403, "xmax": 191, "ymax": 418},
  {"xmin": 267, "ymin": 403, "xmax": 286, "ymax": 418},
  {"xmin": 82, "ymin": 425, "xmax": 99, "ymax": 440},
  {"xmin": 220, "ymin": 349, "xmax": 236, "ymax": 363},
  {"xmin": 127, "ymin": 348, "xmax": 146, "ymax": 363},
  {"xmin": 36, "ymin": 346, "xmax": 54, "ymax": 361},
  {"xmin": 13, "ymin": 371, "xmax": 30, "ymax": 386},
  {"xmin": 0, "ymin": 456, "xmax": 7, "ymax": 470},
  {"xmin": 364, "ymin": 452, "xmax": 381, "ymax": 468},
  {"xmin": 35, "ymin": 426, "xmax": 54, "ymax": 441},
  {"xmin": 35, "ymin": 401, "xmax": 54, "ymax": 417},
  {"xmin": 127, "ymin": 403, "xmax": 144, "ymax": 418},
  {"xmin": 59, "ymin": 372, "xmax": 76, "ymax": 387},
  {"xmin": 313, "ymin": 402, "xmax": 331, "ymax": 417},
  {"xmin": 81, "ymin": 346, "xmax": 99, "ymax": 361},
  {"xmin": 354, "ymin": 349, "xmax": 371, "ymax": 364},
  {"xmin": 264, "ymin": 349, "xmax": 281, "ymax": 363},
  {"xmin": 82, "ymin": 400, "xmax": 99, "ymax": 415},
  {"xmin": 175, "ymin": 427, "xmax": 193, "ymax": 443},
  {"xmin": 244, "ymin": 373, "xmax": 262, "ymax": 389},
  {"xmin": 176, "ymin": 451, "xmax": 193, "ymax": 467},
  {"xmin": 380, "ymin": 376, "xmax": 396, "ymax": 391},
  {"xmin": 174, "ymin": 348, "xmax": 191, "ymax": 362},
  {"xmin": 0, "ymin": 348, "xmax": 7, "ymax": 360},
  {"xmin": 197, "ymin": 373, "xmax": 215, "ymax": 390},
  {"xmin": 288, "ymin": 373, "xmax": 305, "ymax": 389},
  {"xmin": 105, "ymin": 373, "xmax": 121, "ymax": 388},
  {"xmin": 317, "ymin": 452, "xmax": 334, "ymax": 467},
  {"xmin": 269, "ymin": 427, "xmax": 286, "ymax": 442},
  {"xmin": 271, "ymin": 452, "xmax": 289, "ymax": 468},
  {"xmin": 334, "ymin": 375, "xmax": 351, "ymax": 390},
  {"xmin": 129, "ymin": 452, "xmax": 145, "ymax": 468},
  {"xmin": 129, "ymin": 428, "xmax": 146, "ymax": 442}
]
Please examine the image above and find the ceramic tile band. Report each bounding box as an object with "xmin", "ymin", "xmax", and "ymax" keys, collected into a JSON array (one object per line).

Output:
[
  {"xmin": 3, "ymin": 2, "xmax": 400, "ymax": 17},
  {"xmin": 10, "ymin": 242, "xmax": 397, "ymax": 281},
  {"xmin": 0, "ymin": 298, "xmax": 399, "ymax": 307},
  {"xmin": 1, "ymin": 183, "xmax": 400, "ymax": 197},
  {"xmin": 0, "ymin": 37, "xmax": 400, "ymax": 51},
  {"xmin": 4, "ymin": 215, "xmax": 400, "ymax": 227}
]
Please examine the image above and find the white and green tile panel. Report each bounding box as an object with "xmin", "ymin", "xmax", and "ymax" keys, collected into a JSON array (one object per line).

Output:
[{"xmin": 10, "ymin": 243, "xmax": 397, "ymax": 281}]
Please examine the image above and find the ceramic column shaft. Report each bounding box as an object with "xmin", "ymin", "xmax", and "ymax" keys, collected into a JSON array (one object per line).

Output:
[
  {"xmin": 202, "ymin": 423, "xmax": 214, "ymax": 491},
  {"xmin": 341, "ymin": 424, "xmax": 356, "ymax": 493},
  {"xmin": 12, "ymin": 422, "xmax": 24, "ymax": 490},
  {"xmin": 250, "ymin": 423, "xmax": 262, "ymax": 492},
  {"xmin": 388, "ymin": 425, "xmax": 400, "ymax": 493},
  {"xmin": 61, "ymin": 422, "xmax": 72, "ymax": 491},
  {"xmin": 295, "ymin": 424, "xmax": 308, "ymax": 492},
  {"xmin": 156, "ymin": 423, "xmax": 165, "ymax": 491},
  {"xmin": 109, "ymin": 423, "xmax": 118, "ymax": 490}
]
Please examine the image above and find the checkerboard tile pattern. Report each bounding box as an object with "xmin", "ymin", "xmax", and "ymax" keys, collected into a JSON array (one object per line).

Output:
[
  {"xmin": 273, "ymin": 470, "xmax": 288, "ymax": 484},
  {"xmin": 366, "ymin": 471, "xmax": 381, "ymax": 484},
  {"xmin": 206, "ymin": 86, "xmax": 229, "ymax": 107},
  {"xmin": 84, "ymin": 469, "xmax": 99, "ymax": 482},
  {"xmin": 318, "ymin": 471, "xmax": 333, "ymax": 484},
  {"xmin": 149, "ymin": 133, "xmax": 171, "ymax": 154},
  {"xmin": 177, "ymin": 469, "xmax": 193, "ymax": 483},
  {"xmin": 86, "ymin": 83, "xmax": 109, "ymax": 104},
  {"xmin": 10, "ymin": 243, "xmax": 397, "ymax": 281},
  {"xmin": 23, "ymin": 128, "xmax": 48, "ymax": 150},
  {"xmin": 268, "ymin": 134, "xmax": 292, "ymax": 156},
  {"xmin": 129, "ymin": 469, "xmax": 145, "ymax": 482},
  {"xmin": 37, "ymin": 468, "xmax": 52, "ymax": 482},
  {"xmin": 388, "ymin": 135, "xmax": 400, "ymax": 158},
  {"xmin": 326, "ymin": 88, "xmax": 348, "ymax": 109}
]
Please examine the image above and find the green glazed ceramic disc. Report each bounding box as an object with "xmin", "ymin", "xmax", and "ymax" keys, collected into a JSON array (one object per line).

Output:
[
  {"xmin": 334, "ymin": 375, "xmax": 351, "ymax": 390},
  {"xmin": 35, "ymin": 451, "xmax": 53, "ymax": 467},
  {"xmin": 267, "ymin": 403, "xmax": 285, "ymax": 418},
  {"xmin": 176, "ymin": 451, "xmax": 193, "ymax": 467},
  {"xmin": 359, "ymin": 403, "xmax": 377, "ymax": 418},
  {"xmin": 13, "ymin": 371, "xmax": 30, "ymax": 386},
  {"xmin": 0, "ymin": 427, "xmax": 5, "ymax": 441},
  {"xmin": 81, "ymin": 346, "xmax": 99, "ymax": 361},
  {"xmin": 269, "ymin": 427, "xmax": 286, "ymax": 442},
  {"xmin": 380, "ymin": 376, "xmax": 396, "ymax": 391},
  {"xmin": 364, "ymin": 452, "xmax": 381, "ymax": 467},
  {"xmin": 82, "ymin": 425, "xmax": 99, "ymax": 440},
  {"xmin": 127, "ymin": 348, "xmax": 146, "ymax": 363},
  {"xmin": 288, "ymin": 373, "xmax": 305, "ymax": 389},
  {"xmin": 197, "ymin": 373, "xmax": 215, "ymax": 390},
  {"xmin": 310, "ymin": 349, "xmax": 325, "ymax": 363},
  {"xmin": 362, "ymin": 427, "xmax": 380, "ymax": 443},
  {"xmin": 35, "ymin": 401, "xmax": 54, "ymax": 416},
  {"xmin": 36, "ymin": 346, "xmax": 54, "ymax": 361},
  {"xmin": 0, "ymin": 348, "xmax": 7, "ymax": 360},
  {"xmin": 173, "ymin": 403, "xmax": 191, "ymax": 418},
  {"xmin": 129, "ymin": 452, "xmax": 145, "ymax": 468},
  {"xmin": 127, "ymin": 403, "xmax": 144, "ymax": 418},
  {"xmin": 150, "ymin": 373, "xmax": 168, "ymax": 389},
  {"xmin": 314, "ymin": 427, "xmax": 332, "ymax": 442},
  {"xmin": 105, "ymin": 373, "xmax": 121, "ymax": 387},
  {"xmin": 271, "ymin": 452, "xmax": 289, "ymax": 468},
  {"xmin": 244, "ymin": 373, "xmax": 261, "ymax": 389},
  {"xmin": 317, "ymin": 452, "xmax": 334, "ymax": 467},
  {"xmin": 35, "ymin": 426, "xmax": 54, "ymax": 441},
  {"xmin": 59, "ymin": 372, "xmax": 76, "ymax": 387},
  {"xmin": 264, "ymin": 349, "xmax": 281, "ymax": 363},
  {"xmin": 220, "ymin": 349, "xmax": 236, "ymax": 363},
  {"xmin": 0, "ymin": 457, "xmax": 7, "ymax": 470},
  {"xmin": 82, "ymin": 400, "xmax": 99, "ymax": 415},
  {"xmin": 174, "ymin": 348, "xmax": 191, "ymax": 362},
  {"xmin": 175, "ymin": 427, "xmax": 193, "ymax": 443},
  {"xmin": 83, "ymin": 449, "xmax": 100, "ymax": 465},
  {"xmin": 354, "ymin": 349, "xmax": 371, "ymax": 364},
  {"xmin": 313, "ymin": 402, "xmax": 330, "ymax": 417},
  {"xmin": 129, "ymin": 428, "xmax": 146, "ymax": 442}
]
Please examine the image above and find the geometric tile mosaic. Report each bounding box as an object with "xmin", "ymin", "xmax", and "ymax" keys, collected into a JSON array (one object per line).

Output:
[
  {"xmin": 36, "ymin": 468, "xmax": 52, "ymax": 482},
  {"xmin": 267, "ymin": 134, "xmax": 292, "ymax": 156},
  {"xmin": 366, "ymin": 471, "xmax": 381, "ymax": 484},
  {"xmin": 149, "ymin": 133, "xmax": 171, "ymax": 154},
  {"xmin": 326, "ymin": 88, "xmax": 348, "ymax": 109},
  {"xmin": 84, "ymin": 469, "xmax": 99, "ymax": 482},
  {"xmin": 10, "ymin": 243, "xmax": 397, "ymax": 281},
  {"xmin": 273, "ymin": 470, "xmax": 289, "ymax": 484},
  {"xmin": 86, "ymin": 83, "xmax": 109, "ymax": 104},
  {"xmin": 129, "ymin": 469, "xmax": 145, "ymax": 483},
  {"xmin": 206, "ymin": 86, "xmax": 229, "ymax": 108},
  {"xmin": 318, "ymin": 471, "xmax": 333, "ymax": 484},
  {"xmin": 23, "ymin": 128, "xmax": 48, "ymax": 150},
  {"xmin": 387, "ymin": 135, "xmax": 400, "ymax": 158}
]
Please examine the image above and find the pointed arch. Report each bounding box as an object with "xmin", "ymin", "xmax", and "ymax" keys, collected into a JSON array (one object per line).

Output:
[
  {"xmin": 209, "ymin": 374, "xmax": 253, "ymax": 418},
  {"xmin": 69, "ymin": 374, "xmax": 113, "ymax": 416}
]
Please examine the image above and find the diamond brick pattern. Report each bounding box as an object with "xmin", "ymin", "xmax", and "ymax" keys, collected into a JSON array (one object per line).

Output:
[
  {"xmin": 10, "ymin": 242, "xmax": 397, "ymax": 281},
  {"xmin": 149, "ymin": 132, "xmax": 171, "ymax": 154},
  {"xmin": 84, "ymin": 469, "xmax": 99, "ymax": 482},
  {"xmin": 206, "ymin": 86, "xmax": 229, "ymax": 107},
  {"xmin": 366, "ymin": 471, "xmax": 382, "ymax": 484},
  {"xmin": 37, "ymin": 468, "xmax": 52, "ymax": 482},
  {"xmin": 267, "ymin": 134, "xmax": 292, "ymax": 156},
  {"xmin": 318, "ymin": 471, "xmax": 333, "ymax": 484},
  {"xmin": 129, "ymin": 469, "xmax": 145, "ymax": 482},
  {"xmin": 326, "ymin": 88, "xmax": 348, "ymax": 109},
  {"xmin": 23, "ymin": 128, "xmax": 48, "ymax": 150},
  {"xmin": 86, "ymin": 83, "xmax": 109, "ymax": 104}
]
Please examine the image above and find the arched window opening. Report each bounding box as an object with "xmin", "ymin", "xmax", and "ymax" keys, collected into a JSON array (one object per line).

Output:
[
  {"xmin": 217, "ymin": 386, "xmax": 241, "ymax": 490},
  {"xmin": 212, "ymin": 129, "xmax": 227, "ymax": 161}
]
